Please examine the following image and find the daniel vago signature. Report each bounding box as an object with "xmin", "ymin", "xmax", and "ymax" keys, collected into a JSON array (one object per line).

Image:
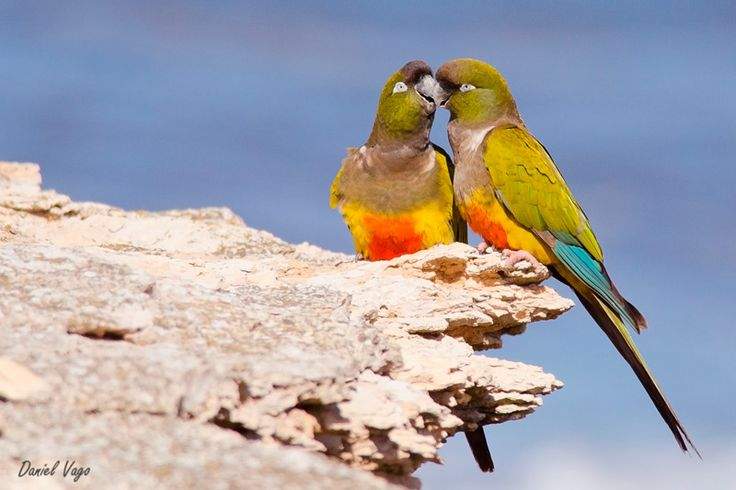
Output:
[{"xmin": 17, "ymin": 459, "xmax": 90, "ymax": 483}]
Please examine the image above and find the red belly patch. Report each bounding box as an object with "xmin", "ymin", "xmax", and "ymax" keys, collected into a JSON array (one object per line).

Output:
[
  {"xmin": 464, "ymin": 204, "xmax": 509, "ymax": 250},
  {"xmin": 363, "ymin": 214, "xmax": 423, "ymax": 261}
]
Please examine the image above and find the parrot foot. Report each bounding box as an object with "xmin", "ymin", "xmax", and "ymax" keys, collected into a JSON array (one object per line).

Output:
[
  {"xmin": 502, "ymin": 249, "xmax": 546, "ymax": 274},
  {"xmin": 477, "ymin": 240, "xmax": 493, "ymax": 253},
  {"xmin": 334, "ymin": 254, "xmax": 363, "ymax": 266}
]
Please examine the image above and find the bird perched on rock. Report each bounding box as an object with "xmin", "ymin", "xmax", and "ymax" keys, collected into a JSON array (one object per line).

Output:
[
  {"xmin": 435, "ymin": 58, "xmax": 699, "ymax": 456},
  {"xmin": 330, "ymin": 60, "xmax": 466, "ymax": 261},
  {"xmin": 330, "ymin": 61, "xmax": 495, "ymax": 472}
]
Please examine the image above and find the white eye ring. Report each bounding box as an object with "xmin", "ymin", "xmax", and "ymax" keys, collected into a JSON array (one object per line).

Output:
[
  {"xmin": 460, "ymin": 83, "xmax": 476, "ymax": 92},
  {"xmin": 392, "ymin": 81, "xmax": 408, "ymax": 94}
]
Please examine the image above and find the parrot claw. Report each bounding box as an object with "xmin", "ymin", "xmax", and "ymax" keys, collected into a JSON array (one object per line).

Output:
[
  {"xmin": 502, "ymin": 249, "xmax": 546, "ymax": 273},
  {"xmin": 477, "ymin": 240, "xmax": 493, "ymax": 253},
  {"xmin": 334, "ymin": 254, "xmax": 364, "ymax": 266}
]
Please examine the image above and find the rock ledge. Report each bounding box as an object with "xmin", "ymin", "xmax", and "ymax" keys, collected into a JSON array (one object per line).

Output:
[{"xmin": 0, "ymin": 163, "xmax": 573, "ymax": 489}]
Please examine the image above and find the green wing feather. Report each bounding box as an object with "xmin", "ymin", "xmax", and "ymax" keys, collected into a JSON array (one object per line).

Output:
[
  {"xmin": 482, "ymin": 125, "xmax": 602, "ymax": 260},
  {"xmin": 482, "ymin": 125, "xmax": 646, "ymax": 332},
  {"xmin": 434, "ymin": 144, "xmax": 468, "ymax": 245},
  {"xmin": 480, "ymin": 125, "xmax": 698, "ymax": 455}
]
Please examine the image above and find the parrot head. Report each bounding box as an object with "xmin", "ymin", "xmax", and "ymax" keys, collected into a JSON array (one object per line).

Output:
[
  {"xmin": 367, "ymin": 60, "xmax": 442, "ymax": 146},
  {"xmin": 435, "ymin": 58, "xmax": 519, "ymax": 125}
]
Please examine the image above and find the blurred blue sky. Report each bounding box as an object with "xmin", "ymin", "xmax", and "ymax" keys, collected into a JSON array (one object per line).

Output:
[{"xmin": 1, "ymin": 1, "xmax": 734, "ymax": 488}]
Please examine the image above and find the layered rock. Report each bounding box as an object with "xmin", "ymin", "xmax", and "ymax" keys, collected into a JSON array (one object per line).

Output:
[{"xmin": 0, "ymin": 163, "xmax": 573, "ymax": 489}]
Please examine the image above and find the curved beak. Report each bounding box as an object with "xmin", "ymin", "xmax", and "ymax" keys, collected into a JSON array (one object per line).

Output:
[
  {"xmin": 436, "ymin": 83, "xmax": 450, "ymax": 107},
  {"xmin": 415, "ymin": 75, "xmax": 439, "ymax": 112}
]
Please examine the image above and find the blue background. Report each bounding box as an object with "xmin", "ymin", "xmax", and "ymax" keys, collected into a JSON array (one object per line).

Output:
[{"xmin": 1, "ymin": 1, "xmax": 734, "ymax": 488}]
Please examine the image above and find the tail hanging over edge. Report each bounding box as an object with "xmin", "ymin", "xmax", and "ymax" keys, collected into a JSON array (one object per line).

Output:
[{"xmin": 464, "ymin": 427, "xmax": 495, "ymax": 472}]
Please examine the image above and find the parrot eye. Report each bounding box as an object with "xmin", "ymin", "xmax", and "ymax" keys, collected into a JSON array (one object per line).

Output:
[
  {"xmin": 460, "ymin": 83, "xmax": 476, "ymax": 92},
  {"xmin": 392, "ymin": 82, "xmax": 408, "ymax": 94}
]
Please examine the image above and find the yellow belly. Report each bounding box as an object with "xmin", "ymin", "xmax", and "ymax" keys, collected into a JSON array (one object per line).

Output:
[
  {"xmin": 460, "ymin": 188, "xmax": 554, "ymax": 264},
  {"xmin": 339, "ymin": 199, "xmax": 454, "ymax": 261}
]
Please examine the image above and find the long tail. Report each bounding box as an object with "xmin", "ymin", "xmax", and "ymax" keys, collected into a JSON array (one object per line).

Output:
[
  {"xmin": 551, "ymin": 238, "xmax": 648, "ymax": 333},
  {"xmin": 464, "ymin": 427, "xmax": 494, "ymax": 472},
  {"xmin": 558, "ymin": 268, "xmax": 700, "ymax": 457}
]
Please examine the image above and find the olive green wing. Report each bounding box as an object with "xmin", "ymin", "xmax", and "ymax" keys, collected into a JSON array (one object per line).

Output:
[
  {"xmin": 433, "ymin": 143, "xmax": 468, "ymax": 244},
  {"xmin": 483, "ymin": 125, "xmax": 646, "ymax": 332},
  {"xmin": 482, "ymin": 125, "xmax": 602, "ymax": 260},
  {"xmin": 330, "ymin": 147, "xmax": 361, "ymax": 209}
]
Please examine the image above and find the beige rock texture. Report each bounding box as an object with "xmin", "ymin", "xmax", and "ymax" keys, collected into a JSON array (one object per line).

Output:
[{"xmin": 0, "ymin": 162, "xmax": 573, "ymax": 489}]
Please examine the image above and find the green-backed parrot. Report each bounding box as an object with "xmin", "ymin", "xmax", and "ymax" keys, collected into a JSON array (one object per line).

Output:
[
  {"xmin": 330, "ymin": 60, "xmax": 494, "ymax": 472},
  {"xmin": 435, "ymin": 58, "xmax": 699, "ymax": 457}
]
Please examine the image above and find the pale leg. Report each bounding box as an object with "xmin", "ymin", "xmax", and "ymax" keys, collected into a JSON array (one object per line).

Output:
[
  {"xmin": 502, "ymin": 248, "xmax": 545, "ymax": 272},
  {"xmin": 477, "ymin": 240, "xmax": 492, "ymax": 253}
]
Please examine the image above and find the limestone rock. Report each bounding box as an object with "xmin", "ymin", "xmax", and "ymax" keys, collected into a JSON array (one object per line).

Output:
[
  {"xmin": 0, "ymin": 163, "xmax": 573, "ymax": 488},
  {"xmin": 0, "ymin": 358, "xmax": 49, "ymax": 402}
]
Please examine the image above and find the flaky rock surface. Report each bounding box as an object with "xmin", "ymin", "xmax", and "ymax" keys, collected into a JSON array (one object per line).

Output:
[{"xmin": 0, "ymin": 162, "xmax": 573, "ymax": 489}]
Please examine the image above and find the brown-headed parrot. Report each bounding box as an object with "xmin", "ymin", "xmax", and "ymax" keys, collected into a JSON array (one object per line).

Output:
[
  {"xmin": 434, "ymin": 58, "xmax": 699, "ymax": 458},
  {"xmin": 331, "ymin": 60, "xmax": 495, "ymax": 472}
]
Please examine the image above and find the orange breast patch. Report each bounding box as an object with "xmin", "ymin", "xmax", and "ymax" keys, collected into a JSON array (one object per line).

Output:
[
  {"xmin": 464, "ymin": 204, "xmax": 509, "ymax": 250},
  {"xmin": 363, "ymin": 214, "xmax": 423, "ymax": 261}
]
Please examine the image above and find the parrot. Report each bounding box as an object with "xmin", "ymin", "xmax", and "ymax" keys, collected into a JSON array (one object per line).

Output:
[
  {"xmin": 330, "ymin": 60, "xmax": 467, "ymax": 260},
  {"xmin": 434, "ymin": 58, "xmax": 699, "ymax": 456},
  {"xmin": 330, "ymin": 60, "xmax": 495, "ymax": 472}
]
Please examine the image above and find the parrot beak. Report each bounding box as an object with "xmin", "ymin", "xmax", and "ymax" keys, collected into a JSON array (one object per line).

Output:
[
  {"xmin": 415, "ymin": 75, "xmax": 439, "ymax": 113},
  {"xmin": 435, "ymin": 82, "xmax": 451, "ymax": 108}
]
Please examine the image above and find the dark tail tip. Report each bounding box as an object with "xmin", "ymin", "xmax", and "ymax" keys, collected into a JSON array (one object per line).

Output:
[
  {"xmin": 574, "ymin": 290, "xmax": 700, "ymax": 458},
  {"xmin": 681, "ymin": 432, "xmax": 703, "ymax": 460},
  {"xmin": 464, "ymin": 427, "xmax": 495, "ymax": 473},
  {"xmin": 624, "ymin": 298, "xmax": 648, "ymax": 332}
]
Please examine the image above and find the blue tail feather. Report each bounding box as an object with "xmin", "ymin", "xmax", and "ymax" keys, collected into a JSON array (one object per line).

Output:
[{"xmin": 552, "ymin": 240, "xmax": 639, "ymax": 331}]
